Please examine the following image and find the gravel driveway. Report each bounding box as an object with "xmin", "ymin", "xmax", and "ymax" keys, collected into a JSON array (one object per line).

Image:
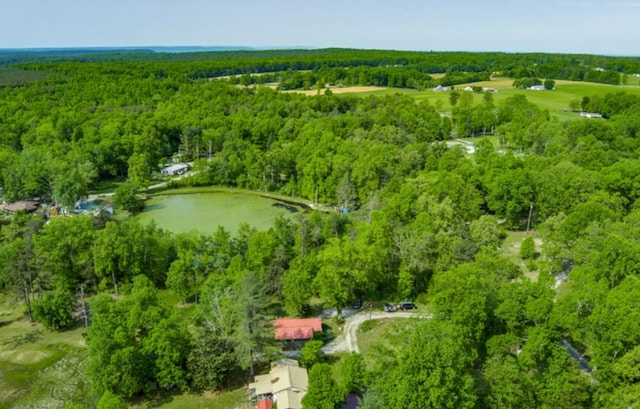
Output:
[{"xmin": 321, "ymin": 309, "xmax": 424, "ymax": 354}]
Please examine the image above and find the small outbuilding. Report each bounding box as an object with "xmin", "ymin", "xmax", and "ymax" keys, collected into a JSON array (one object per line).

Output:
[
  {"xmin": 580, "ymin": 112, "xmax": 604, "ymax": 119},
  {"xmin": 160, "ymin": 163, "xmax": 189, "ymax": 176}
]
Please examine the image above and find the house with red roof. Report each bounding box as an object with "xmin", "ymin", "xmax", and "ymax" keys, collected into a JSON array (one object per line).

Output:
[{"xmin": 274, "ymin": 318, "xmax": 322, "ymax": 341}]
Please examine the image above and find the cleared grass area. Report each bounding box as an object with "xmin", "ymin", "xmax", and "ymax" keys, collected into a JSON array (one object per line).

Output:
[
  {"xmin": 130, "ymin": 388, "xmax": 252, "ymax": 409},
  {"xmin": 502, "ymin": 230, "xmax": 542, "ymax": 281},
  {"xmin": 0, "ymin": 293, "xmax": 93, "ymax": 409},
  {"xmin": 357, "ymin": 318, "xmax": 411, "ymax": 371},
  {"xmin": 283, "ymin": 86, "xmax": 389, "ymax": 96},
  {"xmin": 318, "ymin": 78, "xmax": 640, "ymax": 122}
]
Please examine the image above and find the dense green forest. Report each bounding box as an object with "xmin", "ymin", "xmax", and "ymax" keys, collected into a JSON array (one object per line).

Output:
[{"xmin": 2, "ymin": 49, "xmax": 640, "ymax": 408}]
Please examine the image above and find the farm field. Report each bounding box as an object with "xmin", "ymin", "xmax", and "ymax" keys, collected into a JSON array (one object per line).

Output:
[
  {"xmin": 283, "ymin": 85, "xmax": 388, "ymax": 96},
  {"xmin": 315, "ymin": 78, "xmax": 640, "ymax": 122}
]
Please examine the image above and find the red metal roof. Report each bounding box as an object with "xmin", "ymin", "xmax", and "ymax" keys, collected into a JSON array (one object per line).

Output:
[{"xmin": 273, "ymin": 318, "xmax": 322, "ymax": 341}]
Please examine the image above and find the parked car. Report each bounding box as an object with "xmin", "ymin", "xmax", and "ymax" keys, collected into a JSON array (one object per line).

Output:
[
  {"xmin": 398, "ymin": 302, "xmax": 417, "ymax": 310},
  {"xmin": 354, "ymin": 299, "xmax": 362, "ymax": 309},
  {"xmin": 383, "ymin": 302, "xmax": 396, "ymax": 312}
]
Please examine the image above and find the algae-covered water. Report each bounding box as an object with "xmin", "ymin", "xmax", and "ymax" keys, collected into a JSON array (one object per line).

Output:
[{"xmin": 137, "ymin": 192, "xmax": 301, "ymax": 234}]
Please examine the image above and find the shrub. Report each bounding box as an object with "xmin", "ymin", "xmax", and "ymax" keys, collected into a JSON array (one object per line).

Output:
[
  {"xmin": 32, "ymin": 288, "xmax": 75, "ymax": 330},
  {"xmin": 299, "ymin": 339, "xmax": 325, "ymax": 368},
  {"xmin": 519, "ymin": 236, "xmax": 536, "ymax": 260}
]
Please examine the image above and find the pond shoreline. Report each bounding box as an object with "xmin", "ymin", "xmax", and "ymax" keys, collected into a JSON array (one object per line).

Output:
[{"xmin": 149, "ymin": 185, "xmax": 334, "ymax": 213}]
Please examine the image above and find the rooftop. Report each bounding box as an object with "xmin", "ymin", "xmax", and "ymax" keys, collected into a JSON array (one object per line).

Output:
[{"xmin": 274, "ymin": 318, "xmax": 322, "ymax": 341}]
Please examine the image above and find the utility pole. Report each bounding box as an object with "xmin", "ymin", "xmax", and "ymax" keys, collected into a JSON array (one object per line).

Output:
[
  {"xmin": 79, "ymin": 284, "xmax": 88, "ymax": 328},
  {"xmin": 527, "ymin": 202, "xmax": 534, "ymax": 232}
]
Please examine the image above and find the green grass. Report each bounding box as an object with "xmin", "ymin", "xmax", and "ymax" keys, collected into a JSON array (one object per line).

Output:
[
  {"xmin": 0, "ymin": 293, "xmax": 94, "ymax": 409},
  {"xmin": 89, "ymin": 179, "xmax": 126, "ymax": 195},
  {"xmin": 337, "ymin": 78, "xmax": 640, "ymax": 122},
  {"xmin": 130, "ymin": 388, "xmax": 252, "ymax": 409},
  {"xmin": 358, "ymin": 318, "xmax": 410, "ymax": 371},
  {"xmin": 502, "ymin": 230, "xmax": 541, "ymax": 280}
]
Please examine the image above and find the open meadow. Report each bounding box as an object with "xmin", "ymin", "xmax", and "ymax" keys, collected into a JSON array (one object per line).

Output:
[{"xmin": 309, "ymin": 78, "xmax": 640, "ymax": 122}]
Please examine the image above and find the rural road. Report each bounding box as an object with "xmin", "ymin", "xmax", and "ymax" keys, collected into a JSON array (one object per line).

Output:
[{"xmin": 321, "ymin": 309, "xmax": 425, "ymax": 354}]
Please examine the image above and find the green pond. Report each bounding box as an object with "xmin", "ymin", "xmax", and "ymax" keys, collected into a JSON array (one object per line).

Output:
[{"xmin": 137, "ymin": 192, "xmax": 302, "ymax": 234}]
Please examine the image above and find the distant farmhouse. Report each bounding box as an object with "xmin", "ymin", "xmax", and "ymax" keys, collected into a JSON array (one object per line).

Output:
[{"xmin": 160, "ymin": 163, "xmax": 189, "ymax": 176}]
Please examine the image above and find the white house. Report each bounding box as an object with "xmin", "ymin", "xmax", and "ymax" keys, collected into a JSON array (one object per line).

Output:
[
  {"xmin": 527, "ymin": 85, "xmax": 546, "ymax": 91},
  {"xmin": 160, "ymin": 163, "xmax": 189, "ymax": 176}
]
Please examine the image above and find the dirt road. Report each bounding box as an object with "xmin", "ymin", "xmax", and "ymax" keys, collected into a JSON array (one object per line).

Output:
[{"xmin": 322, "ymin": 310, "xmax": 425, "ymax": 354}]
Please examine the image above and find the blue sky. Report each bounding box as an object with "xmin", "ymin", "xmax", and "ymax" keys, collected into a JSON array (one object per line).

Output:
[{"xmin": 1, "ymin": 0, "xmax": 639, "ymax": 55}]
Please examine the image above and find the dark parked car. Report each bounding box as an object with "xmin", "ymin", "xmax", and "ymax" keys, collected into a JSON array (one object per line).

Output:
[
  {"xmin": 354, "ymin": 299, "xmax": 362, "ymax": 309},
  {"xmin": 398, "ymin": 302, "xmax": 417, "ymax": 310},
  {"xmin": 383, "ymin": 302, "xmax": 396, "ymax": 312}
]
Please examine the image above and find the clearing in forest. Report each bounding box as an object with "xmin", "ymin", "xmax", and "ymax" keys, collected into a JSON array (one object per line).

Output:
[{"xmin": 283, "ymin": 86, "xmax": 388, "ymax": 96}]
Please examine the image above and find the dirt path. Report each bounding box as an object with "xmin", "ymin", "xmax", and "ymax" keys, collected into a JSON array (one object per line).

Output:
[{"xmin": 322, "ymin": 310, "xmax": 425, "ymax": 354}]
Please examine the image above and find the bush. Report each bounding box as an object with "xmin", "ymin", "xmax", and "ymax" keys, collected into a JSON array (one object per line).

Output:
[
  {"xmin": 96, "ymin": 391, "xmax": 127, "ymax": 409},
  {"xmin": 299, "ymin": 339, "xmax": 325, "ymax": 368},
  {"xmin": 341, "ymin": 353, "xmax": 365, "ymax": 393},
  {"xmin": 32, "ymin": 288, "xmax": 75, "ymax": 330},
  {"xmin": 519, "ymin": 236, "xmax": 536, "ymax": 260}
]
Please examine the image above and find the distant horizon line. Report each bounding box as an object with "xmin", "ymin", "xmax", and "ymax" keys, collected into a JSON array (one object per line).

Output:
[{"xmin": 0, "ymin": 45, "xmax": 638, "ymax": 57}]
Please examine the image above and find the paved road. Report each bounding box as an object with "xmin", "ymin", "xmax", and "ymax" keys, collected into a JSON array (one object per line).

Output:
[{"xmin": 322, "ymin": 309, "xmax": 426, "ymax": 354}]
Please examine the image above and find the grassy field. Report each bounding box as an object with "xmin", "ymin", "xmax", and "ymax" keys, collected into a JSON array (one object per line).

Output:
[
  {"xmin": 129, "ymin": 388, "xmax": 252, "ymax": 409},
  {"xmin": 0, "ymin": 293, "xmax": 94, "ymax": 409},
  {"xmin": 325, "ymin": 78, "xmax": 640, "ymax": 122}
]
